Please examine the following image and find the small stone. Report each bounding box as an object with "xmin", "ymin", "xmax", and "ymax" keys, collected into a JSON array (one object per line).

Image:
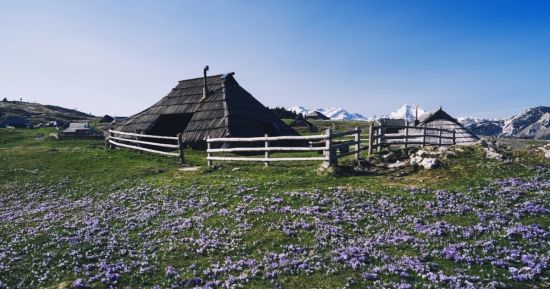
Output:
[
  {"xmin": 416, "ymin": 150, "xmax": 428, "ymax": 157},
  {"xmin": 382, "ymin": 152, "xmax": 393, "ymax": 159},
  {"xmin": 483, "ymin": 148, "xmax": 504, "ymax": 161},
  {"xmin": 410, "ymin": 156, "xmax": 423, "ymax": 167},
  {"xmin": 179, "ymin": 167, "xmax": 200, "ymax": 171},
  {"xmin": 388, "ymin": 160, "xmax": 406, "ymax": 168},
  {"xmin": 232, "ymin": 168, "xmax": 240, "ymax": 171},
  {"xmin": 420, "ymin": 158, "xmax": 439, "ymax": 169}
]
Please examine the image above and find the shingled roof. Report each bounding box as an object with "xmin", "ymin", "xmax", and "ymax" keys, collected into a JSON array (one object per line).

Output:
[{"xmin": 111, "ymin": 73, "xmax": 297, "ymax": 144}]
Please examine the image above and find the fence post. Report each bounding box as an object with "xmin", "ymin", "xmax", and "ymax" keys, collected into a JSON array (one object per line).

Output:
[
  {"xmin": 323, "ymin": 128, "xmax": 335, "ymax": 167},
  {"xmin": 264, "ymin": 134, "xmax": 269, "ymax": 167},
  {"xmin": 422, "ymin": 127, "xmax": 427, "ymax": 147},
  {"xmin": 452, "ymin": 130, "xmax": 456, "ymax": 145},
  {"xmin": 438, "ymin": 129, "xmax": 442, "ymax": 146},
  {"xmin": 368, "ymin": 122, "xmax": 373, "ymax": 157},
  {"xmin": 354, "ymin": 127, "xmax": 361, "ymax": 160},
  {"xmin": 104, "ymin": 131, "xmax": 110, "ymax": 150},
  {"xmin": 108, "ymin": 130, "xmax": 115, "ymax": 150},
  {"xmin": 377, "ymin": 124, "xmax": 383, "ymax": 152},
  {"xmin": 135, "ymin": 129, "xmax": 142, "ymax": 154},
  {"xmin": 207, "ymin": 137, "xmax": 212, "ymax": 167},
  {"xmin": 404, "ymin": 121, "xmax": 409, "ymax": 149},
  {"xmin": 177, "ymin": 133, "xmax": 185, "ymax": 164}
]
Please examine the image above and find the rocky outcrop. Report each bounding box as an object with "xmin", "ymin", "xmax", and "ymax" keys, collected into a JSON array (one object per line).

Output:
[
  {"xmin": 0, "ymin": 101, "xmax": 94, "ymax": 126},
  {"xmin": 459, "ymin": 106, "xmax": 550, "ymax": 140},
  {"xmin": 537, "ymin": 144, "xmax": 550, "ymax": 159},
  {"xmin": 461, "ymin": 118, "xmax": 505, "ymax": 136},
  {"xmin": 502, "ymin": 106, "xmax": 550, "ymax": 140}
]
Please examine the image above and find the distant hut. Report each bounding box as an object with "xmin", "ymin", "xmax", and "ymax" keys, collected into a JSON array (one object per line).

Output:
[
  {"xmin": 102, "ymin": 115, "xmax": 128, "ymax": 123},
  {"xmin": 379, "ymin": 118, "xmax": 406, "ymax": 134},
  {"xmin": 111, "ymin": 71, "xmax": 297, "ymax": 148},
  {"xmin": 60, "ymin": 122, "xmax": 97, "ymax": 138},
  {"xmin": 101, "ymin": 115, "xmax": 115, "ymax": 123},
  {"xmin": 110, "ymin": 116, "xmax": 127, "ymax": 124},
  {"xmin": 305, "ymin": 111, "xmax": 330, "ymax": 120},
  {"xmin": 417, "ymin": 108, "xmax": 479, "ymax": 144},
  {"xmin": 289, "ymin": 118, "xmax": 317, "ymax": 132},
  {"xmin": 0, "ymin": 116, "xmax": 31, "ymax": 128}
]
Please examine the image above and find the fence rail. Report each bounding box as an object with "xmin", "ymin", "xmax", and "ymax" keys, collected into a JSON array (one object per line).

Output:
[
  {"xmin": 107, "ymin": 130, "xmax": 185, "ymax": 163},
  {"xmin": 207, "ymin": 127, "xmax": 362, "ymax": 167},
  {"xmin": 370, "ymin": 123, "xmax": 456, "ymax": 152}
]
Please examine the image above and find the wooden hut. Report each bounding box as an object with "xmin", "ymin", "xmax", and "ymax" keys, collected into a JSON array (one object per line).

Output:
[
  {"xmin": 111, "ymin": 72, "xmax": 297, "ymax": 147},
  {"xmin": 289, "ymin": 118, "xmax": 317, "ymax": 132},
  {"xmin": 305, "ymin": 111, "xmax": 330, "ymax": 120},
  {"xmin": 418, "ymin": 108, "xmax": 479, "ymax": 144},
  {"xmin": 59, "ymin": 122, "xmax": 99, "ymax": 139}
]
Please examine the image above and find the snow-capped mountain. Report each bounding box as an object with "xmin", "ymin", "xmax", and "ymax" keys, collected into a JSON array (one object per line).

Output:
[
  {"xmin": 501, "ymin": 106, "xmax": 550, "ymax": 139},
  {"xmin": 287, "ymin": 106, "xmax": 367, "ymax": 121},
  {"xmin": 459, "ymin": 117, "xmax": 505, "ymax": 136},
  {"xmin": 380, "ymin": 104, "xmax": 426, "ymax": 123},
  {"xmin": 287, "ymin": 106, "xmax": 309, "ymax": 116},
  {"xmin": 316, "ymin": 108, "xmax": 368, "ymax": 121},
  {"xmin": 288, "ymin": 104, "xmax": 550, "ymax": 139},
  {"xmin": 459, "ymin": 106, "xmax": 550, "ymax": 139}
]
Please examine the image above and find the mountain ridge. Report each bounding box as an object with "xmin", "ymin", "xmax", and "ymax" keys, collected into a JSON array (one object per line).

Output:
[
  {"xmin": 0, "ymin": 100, "xmax": 94, "ymax": 126},
  {"xmin": 288, "ymin": 104, "xmax": 550, "ymax": 139}
]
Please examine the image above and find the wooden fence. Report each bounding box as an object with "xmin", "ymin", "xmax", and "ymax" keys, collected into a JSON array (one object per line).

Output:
[
  {"xmin": 107, "ymin": 130, "xmax": 185, "ymax": 163},
  {"xmin": 369, "ymin": 124, "xmax": 456, "ymax": 153},
  {"xmin": 107, "ymin": 124, "xmax": 456, "ymax": 168},
  {"xmin": 206, "ymin": 127, "xmax": 362, "ymax": 167}
]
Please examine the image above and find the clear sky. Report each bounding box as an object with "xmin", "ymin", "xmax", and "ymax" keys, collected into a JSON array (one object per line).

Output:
[{"xmin": 0, "ymin": 0, "xmax": 549, "ymax": 118}]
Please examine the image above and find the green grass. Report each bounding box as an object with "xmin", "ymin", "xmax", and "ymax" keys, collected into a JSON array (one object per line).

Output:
[
  {"xmin": 1, "ymin": 127, "xmax": 548, "ymax": 195},
  {"xmin": 1, "ymin": 127, "xmax": 549, "ymax": 288}
]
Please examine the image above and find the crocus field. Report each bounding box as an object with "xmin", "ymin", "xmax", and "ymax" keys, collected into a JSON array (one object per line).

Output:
[
  {"xmin": 0, "ymin": 128, "xmax": 549, "ymax": 288},
  {"xmin": 1, "ymin": 169, "xmax": 549, "ymax": 288}
]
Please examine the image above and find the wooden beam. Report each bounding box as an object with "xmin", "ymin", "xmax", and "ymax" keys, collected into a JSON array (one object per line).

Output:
[
  {"xmin": 177, "ymin": 133, "xmax": 185, "ymax": 164},
  {"xmin": 109, "ymin": 136, "xmax": 179, "ymax": 149},
  {"xmin": 207, "ymin": 146, "xmax": 326, "ymax": 153},
  {"xmin": 368, "ymin": 122, "xmax": 373, "ymax": 157},
  {"xmin": 264, "ymin": 134, "xmax": 269, "ymax": 167},
  {"xmin": 207, "ymin": 156, "xmax": 327, "ymax": 162},
  {"xmin": 109, "ymin": 130, "xmax": 178, "ymax": 140},
  {"xmin": 354, "ymin": 126, "xmax": 360, "ymax": 160},
  {"xmin": 108, "ymin": 140, "xmax": 179, "ymax": 156},
  {"xmin": 207, "ymin": 134, "xmax": 326, "ymax": 142}
]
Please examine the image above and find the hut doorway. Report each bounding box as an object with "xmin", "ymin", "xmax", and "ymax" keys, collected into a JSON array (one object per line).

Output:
[{"xmin": 149, "ymin": 113, "xmax": 193, "ymax": 136}]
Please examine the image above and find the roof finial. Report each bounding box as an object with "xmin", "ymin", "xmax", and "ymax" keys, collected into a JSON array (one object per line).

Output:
[
  {"xmin": 202, "ymin": 65, "xmax": 209, "ymax": 101},
  {"xmin": 414, "ymin": 105, "xmax": 419, "ymax": 126}
]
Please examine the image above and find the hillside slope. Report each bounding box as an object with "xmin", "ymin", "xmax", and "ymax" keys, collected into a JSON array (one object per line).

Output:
[
  {"xmin": 502, "ymin": 106, "xmax": 550, "ymax": 139},
  {"xmin": 0, "ymin": 101, "xmax": 93, "ymax": 125}
]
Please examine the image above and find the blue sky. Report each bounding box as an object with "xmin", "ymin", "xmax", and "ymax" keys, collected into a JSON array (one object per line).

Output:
[{"xmin": 0, "ymin": 0, "xmax": 549, "ymax": 118}]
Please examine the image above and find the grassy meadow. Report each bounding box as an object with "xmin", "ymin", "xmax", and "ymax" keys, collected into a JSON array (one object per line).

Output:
[{"xmin": 0, "ymin": 127, "xmax": 549, "ymax": 289}]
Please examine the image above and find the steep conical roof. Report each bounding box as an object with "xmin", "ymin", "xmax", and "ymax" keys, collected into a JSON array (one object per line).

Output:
[{"xmin": 112, "ymin": 73, "xmax": 297, "ymax": 143}]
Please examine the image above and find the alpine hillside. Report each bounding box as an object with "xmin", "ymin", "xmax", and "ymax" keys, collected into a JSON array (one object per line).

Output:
[{"xmin": 0, "ymin": 100, "xmax": 94, "ymax": 125}]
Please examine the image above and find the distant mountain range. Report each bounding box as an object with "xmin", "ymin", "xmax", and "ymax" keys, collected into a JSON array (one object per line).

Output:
[
  {"xmin": 288, "ymin": 106, "xmax": 369, "ymax": 121},
  {"xmin": 288, "ymin": 104, "xmax": 550, "ymax": 140},
  {"xmin": 288, "ymin": 104, "xmax": 425, "ymax": 122},
  {"xmin": 465, "ymin": 106, "xmax": 550, "ymax": 139}
]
